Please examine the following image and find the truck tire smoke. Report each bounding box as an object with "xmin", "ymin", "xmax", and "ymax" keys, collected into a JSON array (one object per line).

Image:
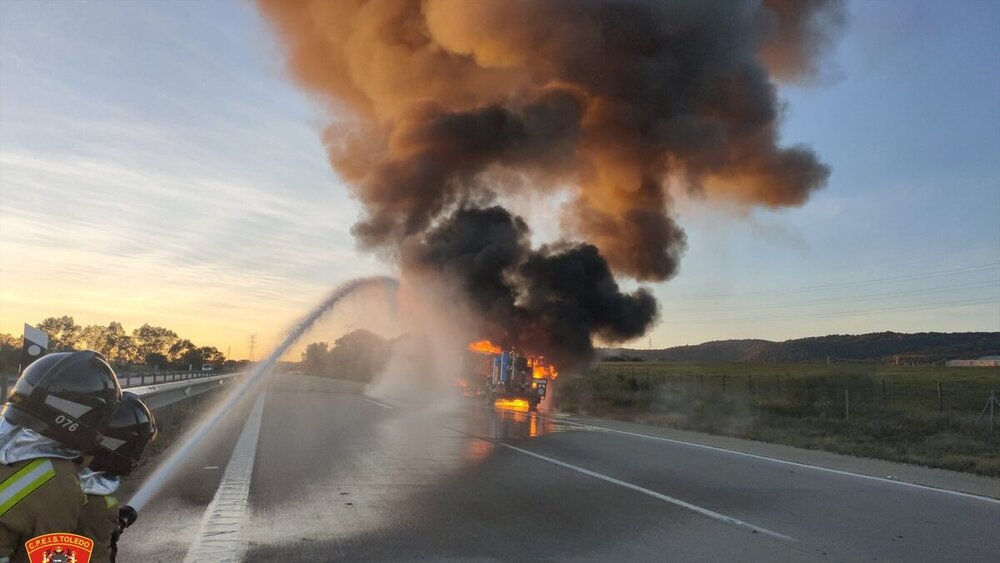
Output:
[{"xmin": 127, "ymin": 276, "xmax": 398, "ymax": 512}]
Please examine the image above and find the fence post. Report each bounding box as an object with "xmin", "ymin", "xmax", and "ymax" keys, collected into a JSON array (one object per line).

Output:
[
  {"xmin": 747, "ymin": 375, "xmax": 752, "ymax": 395},
  {"xmin": 937, "ymin": 381, "xmax": 943, "ymax": 413},
  {"xmin": 722, "ymin": 375, "xmax": 726, "ymax": 393},
  {"xmin": 699, "ymin": 375, "xmax": 704, "ymax": 391},
  {"xmin": 978, "ymin": 390, "xmax": 999, "ymax": 433},
  {"xmin": 844, "ymin": 387, "xmax": 850, "ymax": 420}
]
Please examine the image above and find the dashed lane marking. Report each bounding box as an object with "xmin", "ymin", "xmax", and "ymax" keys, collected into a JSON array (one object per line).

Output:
[
  {"xmin": 364, "ymin": 397, "xmax": 394, "ymax": 409},
  {"xmin": 500, "ymin": 442, "xmax": 796, "ymax": 543}
]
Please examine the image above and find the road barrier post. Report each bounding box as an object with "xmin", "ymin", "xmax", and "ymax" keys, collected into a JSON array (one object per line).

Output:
[
  {"xmin": 882, "ymin": 379, "xmax": 888, "ymax": 411},
  {"xmin": 937, "ymin": 381, "xmax": 943, "ymax": 413},
  {"xmin": 844, "ymin": 387, "xmax": 850, "ymax": 420}
]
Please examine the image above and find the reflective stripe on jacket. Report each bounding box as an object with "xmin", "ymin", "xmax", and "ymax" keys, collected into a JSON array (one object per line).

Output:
[
  {"xmin": 0, "ymin": 460, "xmax": 55, "ymax": 516},
  {"xmin": 0, "ymin": 458, "xmax": 86, "ymax": 563}
]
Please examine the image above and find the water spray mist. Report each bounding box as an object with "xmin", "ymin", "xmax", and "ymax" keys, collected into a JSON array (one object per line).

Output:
[{"xmin": 128, "ymin": 276, "xmax": 398, "ymax": 511}]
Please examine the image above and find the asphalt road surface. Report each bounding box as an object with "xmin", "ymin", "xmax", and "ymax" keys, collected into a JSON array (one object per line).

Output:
[{"xmin": 119, "ymin": 375, "xmax": 1000, "ymax": 562}]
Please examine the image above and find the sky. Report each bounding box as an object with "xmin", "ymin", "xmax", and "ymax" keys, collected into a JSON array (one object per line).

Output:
[{"xmin": 1, "ymin": 0, "xmax": 998, "ymax": 358}]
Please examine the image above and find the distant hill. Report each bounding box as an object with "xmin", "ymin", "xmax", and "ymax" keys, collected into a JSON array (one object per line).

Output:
[{"xmin": 601, "ymin": 332, "xmax": 1000, "ymax": 364}]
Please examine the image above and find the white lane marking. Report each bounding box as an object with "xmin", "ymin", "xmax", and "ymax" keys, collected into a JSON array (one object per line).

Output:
[
  {"xmin": 184, "ymin": 392, "xmax": 267, "ymax": 563},
  {"xmin": 364, "ymin": 397, "xmax": 394, "ymax": 409},
  {"xmin": 552, "ymin": 417, "xmax": 1000, "ymax": 505},
  {"xmin": 501, "ymin": 442, "xmax": 795, "ymax": 542}
]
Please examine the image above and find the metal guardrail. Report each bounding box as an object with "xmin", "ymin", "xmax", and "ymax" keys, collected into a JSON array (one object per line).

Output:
[
  {"xmin": 0, "ymin": 370, "xmax": 245, "ymax": 411},
  {"xmin": 128, "ymin": 371, "xmax": 245, "ymax": 410},
  {"xmin": 118, "ymin": 370, "xmax": 235, "ymax": 389}
]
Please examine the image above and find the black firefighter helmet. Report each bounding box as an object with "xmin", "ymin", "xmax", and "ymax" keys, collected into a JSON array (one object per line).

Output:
[
  {"xmin": 3, "ymin": 350, "xmax": 122, "ymax": 452},
  {"xmin": 90, "ymin": 392, "xmax": 157, "ymax": 477}
]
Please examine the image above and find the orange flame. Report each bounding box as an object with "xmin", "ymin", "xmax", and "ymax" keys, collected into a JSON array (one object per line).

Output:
[
  {"xmin": 468, "ymin": 339, "xmax": 502, "ymax": 354},
  {"xmin": 494, "ymin": 398, "xmax": 530, "ymax": 412},
  {"xmin": 530, "ymin": 357, "xmax": 558, "ymax": 380}
]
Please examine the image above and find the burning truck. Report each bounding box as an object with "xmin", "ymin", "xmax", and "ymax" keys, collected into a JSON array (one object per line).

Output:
[{"xmin": 462, "ymin": 340, "xmax": 557, "ymax": 411}]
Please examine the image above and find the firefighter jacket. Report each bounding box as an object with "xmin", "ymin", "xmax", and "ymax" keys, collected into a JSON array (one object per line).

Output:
[
  {"xmin": 76, "ymin": 470, "xmax": 120, "ymax": 563},
  {"xmin": 0, "ymin": 421, "xmax": 86, "ymax": 563},
  {"xmin": 0, "ymin": 457, "xmax": 87, "ymax": 563},
  {"xmin": 76, "ymin": 493, "xmax": 118, "ymax": 563}
]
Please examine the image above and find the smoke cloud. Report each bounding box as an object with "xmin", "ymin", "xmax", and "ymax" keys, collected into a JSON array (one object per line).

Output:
[
  {"xmin": 404, "ymin": 206, "xmax": 657, "ymax": 369},
  {"xmin": 258, "ymin": 0, "xmax": 843, "ymax": 365}
]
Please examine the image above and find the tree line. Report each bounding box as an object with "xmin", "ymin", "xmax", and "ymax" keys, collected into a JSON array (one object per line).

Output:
[
  {"xmin": 0, "ymin": 316, "xmax": 234, "ymax": 374},
  {"xmin": 301, "ymin": 329, "xmax": 391, "ymax": 383}
]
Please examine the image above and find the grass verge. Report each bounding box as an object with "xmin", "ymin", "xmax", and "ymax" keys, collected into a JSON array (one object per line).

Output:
[{"xmin": 559, "ymin": 370, "xmax": 1000, "ymax": 477}]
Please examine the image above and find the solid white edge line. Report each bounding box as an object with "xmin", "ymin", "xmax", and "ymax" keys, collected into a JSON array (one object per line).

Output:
[
  {"xmin": 184, "ymin": 391, "xmax": 267, "ymax": 563},
  {"xmin": 552, "ymin": 417, "xmax": 1000, "ymax": 504},
  {"xmin": 364, "ymin": 397, "xmax": 394, "ymax": 409},
  {"xmin": 500, "ymin": 442, "xmax": 796, "ymax": 542}
]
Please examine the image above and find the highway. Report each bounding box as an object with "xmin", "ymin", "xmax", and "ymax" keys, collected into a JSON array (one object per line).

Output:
[{"xmin": 119, "ymin": 375, "xmax": 1000, "ymax": 562}]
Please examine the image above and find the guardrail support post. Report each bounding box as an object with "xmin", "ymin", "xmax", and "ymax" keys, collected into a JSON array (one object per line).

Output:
[{"xmin": 844, "ymin": 387, "xmax": 850, "ymax": 420}]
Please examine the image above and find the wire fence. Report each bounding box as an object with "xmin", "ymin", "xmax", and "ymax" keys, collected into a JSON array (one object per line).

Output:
[{"xmin": 589, "ymin": 364, "xmax": 1000, "ymax": 421}]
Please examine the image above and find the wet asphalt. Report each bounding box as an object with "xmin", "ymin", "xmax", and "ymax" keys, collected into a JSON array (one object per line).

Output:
[{"xmin": 118, "ymin": 375, "xmax": 1000, "ymax": 562}]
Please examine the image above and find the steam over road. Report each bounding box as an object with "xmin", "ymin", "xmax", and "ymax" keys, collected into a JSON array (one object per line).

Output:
[{"xmin": 121, "ymin": 375, "xmax": 999, "ymax": 562}]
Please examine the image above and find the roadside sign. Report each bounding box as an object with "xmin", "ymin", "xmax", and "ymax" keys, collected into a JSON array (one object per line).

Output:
[{"xmin": 21, "ymin": 323, "xmax": 49, "ymax": 372}]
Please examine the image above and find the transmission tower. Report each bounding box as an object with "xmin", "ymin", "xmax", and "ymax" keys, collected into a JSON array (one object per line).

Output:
[{"xmin": 248, "ymin": 334, "xmax": 257, "ymax": 361}]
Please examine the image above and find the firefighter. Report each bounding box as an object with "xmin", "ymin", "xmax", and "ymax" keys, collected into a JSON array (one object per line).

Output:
[
  {"xmin": 76, "ymin": 392, "xmax": 156, "ymax": 563},
  {"xmin": 0, "ymin": 351, "xmax": 121, "ymax": 563}
]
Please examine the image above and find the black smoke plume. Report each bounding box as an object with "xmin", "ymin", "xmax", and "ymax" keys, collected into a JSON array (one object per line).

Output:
[
  {"xmin": 258, "ymin": 0, "xmax": 845, "ymax": 366},
  {"xmin": 404, "ymin": 206, "xmax": 657, "ymax": 369}
]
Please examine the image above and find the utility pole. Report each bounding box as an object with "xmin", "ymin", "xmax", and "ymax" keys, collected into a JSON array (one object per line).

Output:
[{"xmin": 248, "ymin": 334, "xmax": 257, "ymax": 362}]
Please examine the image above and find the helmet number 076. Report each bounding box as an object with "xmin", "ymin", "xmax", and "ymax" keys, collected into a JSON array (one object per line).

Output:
[{"xmin": 55, "ymin": 414, "xmax": 79, "ymax": 432}]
